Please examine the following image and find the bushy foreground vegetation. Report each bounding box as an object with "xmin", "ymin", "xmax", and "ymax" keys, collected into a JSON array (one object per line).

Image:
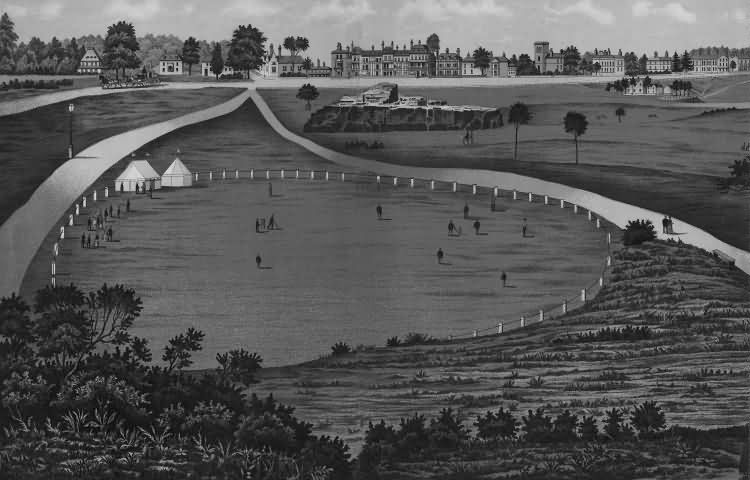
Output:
[
  {"xmin": 0, "ymin": 284, "xmax": 351, "ymax": 479},
  {"xmin": 0, "ymin": 78, "xmax": 74, "ymax": 91}
]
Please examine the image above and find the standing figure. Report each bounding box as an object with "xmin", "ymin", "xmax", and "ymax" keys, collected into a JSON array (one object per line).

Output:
[
  {"xmin": 448, "ymin": 220, "xmax": 455, "ymax": 235},
  {"xmin": 436, "ymin": 248, "xmax": 444, "ymax": 264},
  {"xmin": 268, "ymin": 214, "xmax": 276, "ymax": 230},
  {"xmin": 126, "ymin": 199, "xmax": 130, "ymax": 212},
  {"xmin": 522, "ymin": 218, "xmax": 528, "ymax": 238},
  {"xmin": 662, "ymin": 216, "xmax": 668, "ymax": 234},
  {"xmin": 81, "ymin": 233, "xmax": 86, "ymax": 249},
  {"xmin": 256, "ymin": 254, "xmax": 262, "ymax": 269},
  {"xmin": 463, "ymin": 203, "xmax": 469, "ymax": 219},
  {"xmin": 108, "ymin": 227, "xmax": 113, "ymax": 242},
  {"xmin": 87, "ymin": 218, "xmax": 92, "ymax": 231},
  {"xmin": 473, "ymin": 220, "xmax": 481, "ymax": 235},
  {"xmin": 261, "ymin": 218, "xmax": 266, "ymax": 230},
  {"xmin": 135, "ymin": 184, "xmax": 140, "ymax": 194},
  {"xmin": 376, "ymin": 205, "xmax": 383, "ymax": 220},
  {"xmin": 255, "ymin": 218, "xmax": 260, "ymax": 233},
  {"xmin": 109, "ymin": 205, "xmax": 113, "ymax": 217},
  {"xmin": 501, "ymin": 271, "xmax": 507, "ymax": 288},
  {"xmin": 94, "ymin": 233, "xmax": 99, "ymax": 248},
  {"xmin": 268, "ymin": 182, "xmax": 273, "ymax": 198},
  {"xmin": 667, "ymin": 216, "xmax": 674, "ymax": 234}
]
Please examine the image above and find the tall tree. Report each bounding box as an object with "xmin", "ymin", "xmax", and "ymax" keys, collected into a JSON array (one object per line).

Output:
[
  {"xmin": 210, "ymin": 42, "xmax": 224, "ymax": 80},
  {"xmin": 181, "ymin": 36, "xmax": 200, "ymax": 75},
  {"xmin": 0, "ymin": 12, "xmax": 18, "ymax": 61},
  {"xmin": 672, "ymin": 52, "xmax": 682, "ymax": 73},
  {"xmin": 227, "ymin": 24, "xmax": 266, "ymax": 79},
  {"xmin": 472, "ymin": 46, "xmax": 491, "ymax": 76},
  {"xmin": 283, "ymin": 35, "xmax": 298, "ymax": 74},
  {"xmin": 564, "ymin": 112, "xmax": 588, "ymax": 165},
  {"xmin": 296, "ymin": 83, "xmax": 319, "ymax": 111},
  {"xmin": 639, "ymin": 54, "xmax": 648, "ymax": 75},
  {"xmin": 593, "ymin": 62, "xmax": 601, "ymax": 76},
  {"xmin": 615, "ymin": 107, "xmax": 625, "ymax": 123},
  {"xmin": 563, "ymin": 45, "xmax": 580, "ymax": 73},
  {"xmin": 48, "ymin": 36, "xmax": 64, "ymax": 59},
  {"xmin": 302, "ymin": 57, "xmax": 312, "ymax": 76},
  {"xmin": 508, "ymin": 102, "xmax": 532, "ymax": 161},
  {"xmin": 102, "ymin": 21, "xmax": 140, "ymax": 79},
  {"xmin": 680, "ymin": 50, "xmax": 693, "ymax": 72}
]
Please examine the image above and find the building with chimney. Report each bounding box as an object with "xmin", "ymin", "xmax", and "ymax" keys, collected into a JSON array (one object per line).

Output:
[
  {"xmin": 77, "ymin": 47, "xmax": 102, "ymax": 74},
  {"xmin": 592, "ymin": 49, "xmax": 625, "ymax": 76},
  {"xmin": 533, "ymin": 41, "xmax": 564, "ymax": 74},
  {"xmin": 647, "ymin": 51, "xmax": 672, "ymax": 73},
  {"xmin": 437, "ymin": 48, "xmax": 462, "ymax": 77}
]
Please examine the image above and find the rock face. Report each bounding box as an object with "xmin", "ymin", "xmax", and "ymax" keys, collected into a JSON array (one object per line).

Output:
[{"xmin": 303, "ymin": 105, "xmax": 504, "ymax": 133}]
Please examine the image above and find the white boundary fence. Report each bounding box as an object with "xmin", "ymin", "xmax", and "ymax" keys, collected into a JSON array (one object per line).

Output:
[{"xmin": 51, "ymin": 167, "xmax": 615, "ymax": 341}]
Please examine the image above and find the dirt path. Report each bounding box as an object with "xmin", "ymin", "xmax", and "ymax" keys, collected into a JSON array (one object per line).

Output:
[
  {"xmin": 248, "ymin": 90, "xmax": 750, "ymax": 275},
  {"xmin": 0, "ymin": 89, "xmax": 252, "ymax": 298}
]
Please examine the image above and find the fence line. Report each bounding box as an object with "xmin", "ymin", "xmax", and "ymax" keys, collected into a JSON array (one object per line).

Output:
[{"xmin": 53, "ymin": 165, "xmax": 616, "ymax": 343}]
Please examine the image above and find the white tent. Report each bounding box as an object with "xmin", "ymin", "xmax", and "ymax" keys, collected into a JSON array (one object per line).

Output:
[
  {"xmin": 114, "ymin": 160, "xmax": 162, "ymax": 193},
  {"xmin": 161, "ymin": 156, "xmax": 193, "ymax": 187}
]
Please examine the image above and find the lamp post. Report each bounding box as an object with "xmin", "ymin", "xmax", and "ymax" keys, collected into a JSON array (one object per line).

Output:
[{"xmin": 67, "ymin": 103, "xmax": 75, "ymax": 159}]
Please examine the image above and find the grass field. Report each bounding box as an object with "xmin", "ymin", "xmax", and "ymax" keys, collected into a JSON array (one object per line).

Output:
[
  {"xmin": 0, "ymin": 87, "xmax": 244, "ymax": 227},
  {"xmin": 21, "ymin": 100, "xmax": 609, "ymax": 369},
  {"xmin": 258, "ymin": 80, "xmax": 750, "ymax": 249},
  {"xmin": 251, "ymin": 240, "xmax": 750, "ymax": 456}
]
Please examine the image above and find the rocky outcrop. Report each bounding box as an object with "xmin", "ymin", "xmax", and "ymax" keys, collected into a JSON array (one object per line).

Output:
[{"xmin": 303, "ymin": 105, "xmax": 504, "ymax": 133}]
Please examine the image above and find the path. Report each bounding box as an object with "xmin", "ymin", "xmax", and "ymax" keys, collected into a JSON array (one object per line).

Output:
[
  {"xmin": 0, "ymin": 89, "xmax": 252, "ymax": 298},
  {"xmin": 248, "ymin": 90, "xmax": 750, "ymax": 275}
]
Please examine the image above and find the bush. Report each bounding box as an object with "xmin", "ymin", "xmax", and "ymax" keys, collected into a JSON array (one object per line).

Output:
[
  {"xmin": 331, "ymin": 342, "xmax": 352, "ymax": 356},
  {"xmin": 623, "ymin": 219, "xmax": 657, "ymax": 245},
  {"xmin": 579, "ymin": 415, "xmax": 599, "ymax": 441},
  {"xmin": 386, "ymin": 336, "xmax": 401, "ymax": 347},
  {"xmin": 630, "ymin": 401, "xmax": 666, "ymax": 439},
  {"xmin": 521, "ymin": 408, "xmax": 554, "ymax": 443},
  {"xmin": 427, "ymin": 408, "xmax": 469, "ymax": 449},
  {"xmin": 551, "ymin": 410, "xmax": 579, "ymax": 443},
  {"xmin": 474, "ymin": 407, "xmax": 518, "ymax": 440},
  {"xmin": 401, "ymin": 332, "xmax": 436, "ymax": 346}
]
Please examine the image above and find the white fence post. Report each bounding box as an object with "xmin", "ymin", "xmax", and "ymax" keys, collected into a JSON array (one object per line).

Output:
[
  {"xmin": 393, "ymin": 177, "xmax": 398, "ymax": 186},
  {"xmin": 75, "ymin": 204, "xmax": 80, "ymax": 216},
  {"xmin": 266, "ymin": 169, "xmax": 270, "ymax": 180},
  {"xmin": 68, "ymin": 214, "xmax": 74, "ymax": 227},
  {"xmin": 104, "ymin": 187, "xmax": 109, "ymax": 198},
  {"xmin": 376, "ymin": 175, "xmax": 381, "ymax": 184},
  {"xmin": 93, "ymin": 190, "xmax": 97, "ymax": 202},
  {"xmin": 573, "ymin": 204, "xmax": 578, "ymax": 214},
  {"xmin": 341, "ymin": 172, "xmax": 345, "ymax": 181},
  {"xmin": 520, "ymin": 316, "xmax": 525, "ymax": 328},
  {"xmin": 59, "ymin": 226, "xmax": 65, "ymax": 240},
  {"xmin": 472, "ymin": 184, "xmax": 477, "ymax": 195},
  {"xmin": 410, "ymin": 178, "xmax": 415, "ymax": 188},
  {"xmin": 493, "ymin": 187, "xmax": 499, "ymax": 197},
  {"xmin": 596, "ymin": 219, "xmax": 601, "ymax": 229},
  {"xmin": 325, "ymin": 171, "xmax": 330, "ymax": 181},
  {"xmin": 560, "ymin": 199, "xmax": 565, "ymax": 208},
  {"xmin": 513, "ymin": 190, "xmax": 518, "ymax": 200},
  {"xmin": 539, "ymin": 310, "xmax": 544, "ymax": 322},
  {"xmin": 528, "ymin": 192, "xmax": 533, "ymax": 202},
  {"xmin": 498, "ymin": 323, "xmax": 503, "ymax": 334},
  {"xmin": 607, "ymin": 232, "xmax": 612, "ymax": 245},
  {"xmin": 295, "ymin": 169, "xmax": 300, "ymax": 179},
  {"xmin": 430, "ymin": 180, "xmax": 435, "ymax": 190},
  {"xmin": 562, "ymin": 300, "xmax": 568, "ymax": 314},
  {"xmin": 82, "ymin": 196, "xmax": 87, "ymax": 208},
  {"xmin": 235, "ymin": 169, "xmax": 239, "ymax": 179},
  {"xmin": 473, "ymin": 330, "xmax": 478, "ymax": 338},
  {"xmin": 599, "ymin": 277, "xmax": 604, "ymax": 287},
  {"xmin": 544, "ymin": 195, "xmax": 549, "ymax": 205},
  {"xmin": 222, "ymin": 169, "xmax": 226, "ymax": 180},
  {"xmin": 50, "ymin": 276, "xmax": 55, "ymax": 287},
  {"xmin": 607, "ymin": 255, "xmax": 612, "ymax": 267},
  {"xmin": 588, "ymin": 211, "xmax": 593, "ymax": 221},
  {"xmin": 51, "ymin": 261, "xmax": 56, "ymax": 276},
  {"xmin": 209, "ymin": 171, "xmax": 213, "ymax": 181},
  {"xmin": 452, "ymin": 182, "xmax": 457, "ymax": 192},
  {"xmin": 310, "ymin": 170, "xmax": 315, "ymax": 180},
  {"xmin": 53, "ymin": 242, "xmax": 59, "ymax": 257},
  {"xmin": 194, "ymin": 172, "xmax": 199, "ymax": 181},
  {"xmin": 581, "ymin": 289, "xmax": 587, "ymax": 302}
]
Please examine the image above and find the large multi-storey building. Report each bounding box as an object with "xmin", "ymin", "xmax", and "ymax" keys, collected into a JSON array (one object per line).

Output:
[
  {"xmin": 437, "ymin": 48, "xmax": 462, "ymax": 77},
  {"xmin": 592, "ymin": 50, "xmax": 625, "ymax": 76},
  {"xmin": 77, "ymin": 47, "xmax": 102, "ymax": 74},
  {"xmin": 647, "ymin": 52, "xmax": 672, "ymax": 73},
  {"xmin": 330, "ymin": 36, "xmax": 450, "ymax": 78},
  {"xmin": 533, "ymin": 41, "xmax": 564, "ymax": 74}
]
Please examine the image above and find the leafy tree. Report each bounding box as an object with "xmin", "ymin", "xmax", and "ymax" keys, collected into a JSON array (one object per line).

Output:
[
  {"xmin": 302, "ymin": 56, "xmax": 312, "ymax": 76},
  {"xmin": 593, "ymin": 62, "xmax": 601, "ymax": 76},
  {"xmin": 474, "ymin": 407, "xmax": 518, "ymax": 440},
  {"xmin": 162, "ymin": 327, "xmax": 205, "ymax": 372},
  {"xmin": 563, "ymin": 45, "xmax": 580, "ymax": 73},
  {"xmin": 552, "ymin": 410, "xmax": 579, "ymax": 442},
  {"xmin": 563, "ymin": 111, "xmax": 588, "ymax": 165},
  {"xmin": 0, "ymin": 293, "xmax": 34, "ymax": 357},
  {"xmin": 472, "ymin": 46, "xmax": 491, "ymax": 75},
  {"xmin": 296, "ymin": 83, "xmax": 320, "ymax": 111},
  {"xmin": 579, "ymin": 415, "xmax": 599, "ymax": 442},
  {"xmin": 615, "ymin": 107, "xmax": 625, "ymax": 123},
  {"xmin": 672, "ymin": 52, "xmax": 682, "ymax": 73},
  {"xmin": 681, "ymin": 50, "xmax": 693, "ymax": 72},
  {"xmin": 301, "ymin": 435, "xmax": 352, "ymax": 480},
  {"xmin": 639, "ymin": 53, "xmax": 648, "ymax": 74},
  {"xmin": 48, "ymin": 36, "xmax": 64, "ymax": 60},
  {"xmin": 508, "ymin": 102, "xmax": 532, "ymax": 161},
  {"xmin": 427, "ymin": 407, "xmax": 468, "ymax": 449},
  {"xmin": 624, "ymin": 51, "xmax": 639, "ymax": 76},
  {"xmin": 295, "ymin": 36, "xmax": 309, "ymax": 57},
  {"xmin": 227, "ymin": 24, "xmax": 266, "ymax": 79},
  {"xmin": 516, "ymin": 53, "xmax": 537, "ymax": 75},
  {"xmin": 0, "ymin": 12, "xmax": 19, "ymax": 60},
  {"xmin": 630, "ymin": 401, "xmax": 666, "ymax": 439},
  {"xmin": 102, "ymin": 21, "xmax": 140, "ymax": 79},
  {"xmin": 643, "ymin": 75, "xmax": 653, "ymax": 91},
  {"xmin": 210, "ymin": 42, "xmax": 224, "ymax": 79},
  {"xmin": 365, "ymin": 419, "xmax": 398, "ymax": 445},
  {"xmin": 729, "ymin": 157, "xmax": 750, "ymax": 180},
  {"xmin": 397, "ymin": 413, "xmax": 428, "ymax": 454},
  {"xmin": 330, "ymin": 341, "xmax": 351, "ymax": 356},
  {"xmin": 604, "ymin": 408, "xmax": 624, "ymax": 440},
  {"xmin": 623, "ymin": 219, "xmax": 657, "ymax": 245},
  {"xmin": 181, "ymin": 36, "xmax": 200, "ymax": 75},
  {"xmin": 215, "ymin": 348, "xmax": 263, "ymax": 386}
]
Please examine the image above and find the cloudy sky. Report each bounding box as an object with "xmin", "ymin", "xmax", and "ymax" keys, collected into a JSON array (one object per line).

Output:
[{"xmin": 1, "ymin": 0, "xmax": 747, "ymax": 61}]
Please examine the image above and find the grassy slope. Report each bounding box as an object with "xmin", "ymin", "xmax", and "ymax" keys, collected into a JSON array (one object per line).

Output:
[
  {"xmin": 0, "ymin": 87, "xmax": 244, "ymax": 227},
  {"xmin": 255, "ymin": 240, "xmax": 750, "ymax": 457},
  {"xmin": 0, "ymin": 76, "xmax": 101, "ymax": 103},
  {"xmin": 258, "ymin": 83, "xmax": 750, "ymax": 250}
]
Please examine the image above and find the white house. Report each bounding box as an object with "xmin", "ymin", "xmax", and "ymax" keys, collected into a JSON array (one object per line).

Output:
[
  {"xmin": 115, "ymin": 160, "xmax": 162, "ymax": 192},
  {"xmin": 462, "ymin": 55, "xmax": 481, "ymax": 76},
  {"xmin": 159, "ymin": 54, "xmax": 184, "ymax": 75},
  {"xmin": 161, "ymin": 156, "xmax": 192, "ymax": 187},
  {"xmin": 260, "ymin": 48, "xmax": 279, "ymax": 79},
  {"xmin": 77, "ymin": 47, "xmax": 102, "ymax": 75},
  {"xmin": 200, "ymin": 62, "xmax": 235, "ymax": 78},
  {"xmin": 624, "ymin": 79, "xmax": 659, "ymax": 96},
  {"xmin": 592, "ymin": 52, "xmax": 625, "ymax": 76}
]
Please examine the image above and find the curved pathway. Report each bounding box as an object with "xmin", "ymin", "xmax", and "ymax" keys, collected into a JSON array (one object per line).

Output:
[
  {"xmin": 248, "ymin": 90, "xmax": 750, "ymax": 275},
  {"xmin": 0, "ymin": 89, "xmax": 252, "ymax": 298}
]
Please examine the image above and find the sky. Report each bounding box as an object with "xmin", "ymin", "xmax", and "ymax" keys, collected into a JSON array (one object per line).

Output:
[{"xmin": 1, "ymin": 0, "xmax": 748, "ymax": 61}]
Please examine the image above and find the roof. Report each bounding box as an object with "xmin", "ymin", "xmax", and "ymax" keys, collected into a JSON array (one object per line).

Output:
[
  {"xmin": 160, "ymin": 54, "xmax": 182, "ymax": 62},
  {"xmin": 492, "ymin": 56, "xmax": 509, "ymax": 63},
  {"xmin": 116, "ymin": 160, "xmax": 160, "ymax": 182},
  {"xmin": 162, "ymin": 157, "xmax": 191, "ymax": 177},
  {"xmin": 277, "ymin": 55, "xmax": 304, "ymax": 64},
  {"xmin": 463, "ymin": 55, "xmax": 475, "ymax": 63}
]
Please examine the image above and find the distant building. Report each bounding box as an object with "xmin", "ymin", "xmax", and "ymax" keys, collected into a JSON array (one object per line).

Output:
[
  {"xmin": 437, "ymin": 48, "xmax": 462, "ymax": 77},
  {"xmin": 693, "ymin": 55, "xmax": 722, "ymax": 73},
  {"xmin": 260, "ymin": 47, "xmax": 279, "ymax": 78},
  {"xmin": 624, "ymin": 79, "xmax": 659, "ymax": 96},
  {"xmin": 159, "ymin": 54, "xmax": 184, "ymax": 75},
  {"xmin": 309, "ymin": 59, "xmax": 332, "ymax": 77},
  {"xmin": 462, "ymin": 54, "xmax": 480, "ymax": 76},
  {"xmin": 647, "ymin": 52, "xmax": 672, "ymax": 73},
  {"xmin": 77, "ymin": 47, "xmax": 102, "ymax": 75},
  {"xmin": 200, "ymin": 62, "xmax": 235, "ymax": 77},
  {"xmin": 533, "ymin": 41, "xmax": 565, "ymax": 74},
  {"xmin": 592, "ymin": 50, "xmax": 625, "ymax": 76},
  {"xmin": 489, "ymin": 54, "xmax": 510, "ymax": 77}
]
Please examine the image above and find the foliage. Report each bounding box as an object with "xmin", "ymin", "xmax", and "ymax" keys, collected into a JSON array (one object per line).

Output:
[
  {"xmin": 576, "ymin": 325, "xmax": 653, "ymax": 342},
  {"xmin": 508, "ymin": 102, "xmax": 532, "ymax": 161},
  {"xmin": 563, "ymin": 111, "xmax": 588, "ymax": 165},
  {"xmin": 297, "ymin": 83, "xmax": 320, "ymax": 111},
  {"xmin": 162, "ymin": 327, "xmax": 204, "ymax": 372},
  {"xmin": 630, "ymin": 401, "xmax": 666, "ymax": 439},
  {"xmin": 472, "ymin": 47, "xmax": 491, "ymax": 75},
  {"xmin": 216, "ymin": 348, "xmax": 263, "ymax": 386},
  {"xmin": 427, "ymin": 408, "xmax": 469, "ymax": 449},
  {"xmin": 474, "ymin": 407, "xmax": 518, "ymax": 440},
  {"xmin": 521, "ymin": 408, "xmax": 554, "ymax": 443},
  {"xmin": 623, "ymin": 219, "xmax": 657, "ymax": 246},
  {"xmin": 226, "ymin": 24, "xmax": 266, "ymax": 77},
  {"xmin": 181, "ymin": 36, "xmax": 200, "ymax": 75},
  {"xmin": 330, "ymin": 342, "xmax": 352, "ymax": 356},
  {"xmin": 401, "ymin": 332, "xmax": 436, "ymax": 346},
  {"xmin": 209, "ymin": 42, "xmax": 224, "ymax": 80},
  {"xmin": 102, "ymin": 21, "xmax": 141, "ymax": 79},
  {"xmin": 385, "ymin": 336, "xmax": 401, "ymax": 347}
]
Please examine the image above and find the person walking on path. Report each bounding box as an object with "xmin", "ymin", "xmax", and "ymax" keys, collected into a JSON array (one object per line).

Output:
[
  {"xmin": 81, "ymin": 233, "xmax": 86, "ymax": 249},
  {"xmin": 256, "ymin": 254, "xmax": 262, "ymax": 269},
  {"xmin": 109, "ymin": 205, "xmax": 113, "ymax": 218},
  {"xmin": 667, "ymin": 216, "xmax": 674, "ymax": 234},
  {"xmin": 437, "ymin": 248, "xmax": 444, "ymax": 264},
  {"xmin": 126, "ymin": 199, "xmax": 130, "ymax": 213},
  {"xmin": 255, "ymin": 218, "xmax": 260, "ymax": 233},
  {"xmin": 448, "ymin": 220, "xmax": 455, "ymax": 235},
  {"xmin": 376, "ymin": 204, "xmax": 383, "ymax": 220},
  {"xmin": 86, "ymin": 234, "xmax": 91, "ymax": 249},
  {"xmin": 501, "ymin": 271, "xmax": 507, "ymax": 288},
  {"xmin": 135, "ymin": 184, "xmax": 140, "ymax": 194},
  {"xmin": 662, "ymin": 216, "xmax": 668, "ymax": 234},
  {"xmin": 94, "ymin": 233, "xmax": 99, "ymax": 249},
  {"xmin": 522, "ymin": 218, "xmax": 528, "ymax": 238},
  {"xmin": 463, "ymin": 203, "xmax": 469, "ymax": 219},
  {"xmin": 473, "ymin": 220, "xmax": 481, "ymax": 235},
  {"xmin": 268, "ymin": 182, "xmax": 273, "ymax": 198},
  {"xmin": 116, "ymin": 206, "xmax": 120, "ymax": 218},
  {"xmin": 87, "ymin": 218, "xmax": 92, "ymax": 231}
]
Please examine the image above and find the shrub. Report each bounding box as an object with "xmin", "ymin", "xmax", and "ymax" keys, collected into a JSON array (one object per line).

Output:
[
  {"xmin": 623, "ymin": 219, "xmax": 657, "ymax": 245},
  {"xmin": 215, "ymin": 348, "xmax": 263, "ymax": 386},
  {"xmin": 579, "ymin": 415, "xmax": 599, "ymax": 442},
  {"xmin": 630, "ymin": 401, "xmax": 666, "ymax": 439},
  {"xmin": 386, "ymin": 336, "xmax": 401, "ymax": 347},
  {"xmin": 474, "ymin": 407, "xmax": 518, "ymax": 440},
  {"xmin": 234, "ymin": 412, "xmax": 297, "ymax": 452},
  {"xmin": 396, "ymin": 413, "xmax": 428, "ymax": 454},
  {"xmin": 427, "ymin": 408, "xmax": 469, "ymax": 449},
  {"xmin": 521, "ymin": 408, "xmax": 554, "ymax": 443},
  {"xmin": 331, "ymin": 342, "xmax": 352, "ymax": 356},
  {"xmin": 401, "ymin": 332, "xmax": 436, "ymax": 346},
  {"xmin": 552, "ymin": 410, "xmax": 579, "ymax": 443},
  {"xmin": 528, "ymin": 376, "xmax": 545, "ymax": 388}
]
